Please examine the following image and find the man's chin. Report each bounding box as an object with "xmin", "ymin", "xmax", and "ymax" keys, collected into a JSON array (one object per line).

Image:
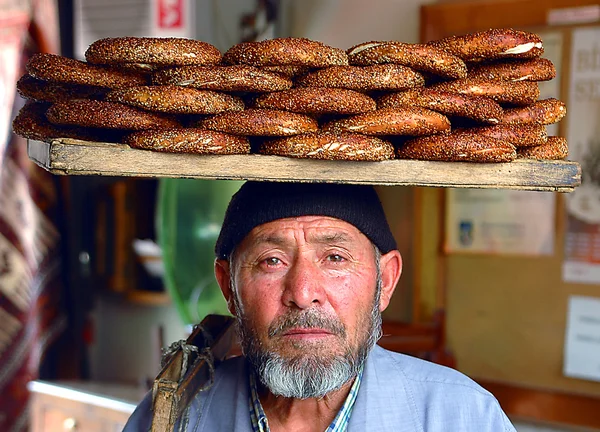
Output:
[
  {"xmin": 269, "ymin": 349, "xmax": 347, "ymax": 367},
  {"xmin": 270, "ymin": 339, "xmax": 345, "ymax": 357},
  {"xmin": 251, "ymin": 348, "xmax": 360, "ymax": 399}
]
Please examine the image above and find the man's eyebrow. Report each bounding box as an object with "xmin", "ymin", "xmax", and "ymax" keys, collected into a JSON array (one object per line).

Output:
[
  {"xmin": 251, "ymin": 234, "xmax": 289, "ymax": 246},
  {"xmin": 310, "ymin": 232, "xmax": 354, "ymax": 244},
  {"xmin": 251, "ymin": 232, "xmax": 354, "ymax": 246}
]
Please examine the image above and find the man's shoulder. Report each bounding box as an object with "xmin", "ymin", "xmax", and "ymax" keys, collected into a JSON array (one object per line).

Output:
[
  {"xmin": 361, "ymin": 346, "xmax": 516, "ymax": 431},
  {"xmin": 372, "ymin": 345, "xmax": 487, "ymax": 394}
]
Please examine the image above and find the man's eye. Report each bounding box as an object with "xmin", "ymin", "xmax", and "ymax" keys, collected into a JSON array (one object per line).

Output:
[
  {"xmin": 264, "ymin": 257, "xmax": 281, "ymax": 266},
  {"xmin": 326, "ymin": 254, "xmax": 345, "ymax": 263}
]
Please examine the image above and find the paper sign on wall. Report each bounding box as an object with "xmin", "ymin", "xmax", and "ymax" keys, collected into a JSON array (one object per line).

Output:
[
  {"xmin": 445, "ymin": 189, "xmax": 555, "ymax": 255},
  {"xmin": 564, "ymin": 295, "xmax": 600, "ymax": 382}
]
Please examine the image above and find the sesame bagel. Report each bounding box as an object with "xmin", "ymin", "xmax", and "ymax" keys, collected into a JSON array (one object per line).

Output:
[
  {"xmin": 223, "ymin": 38, "xmax": 348, "ymax": 67},
  {"xmin": 46, "ymin": 100, "xmax": 179, "ymax": 130},
  {"xmin": 85, "ymin": 37, "xmax": 222, "ymax": 66},
  {"xmin": 12, "ymin": 102, "xmax": 128, "ymax": 143},
  {"xmin": 125, "ymin": 128, "xmax": 250, "ymax": 154},
  {"xmin": 397, "ymin": 132, "xmax": 517, "ymax": 162},
  {"xmin": 347, "ymin": 41, "xmax": 467, "ymax": 79},
  {"xmin": 322, "ymin": 107, "xmax": 451, "ymax": 136},
  {"xmin": 296, "ymin": 64, "xmax": 424, "ymax": 91},
  {"xmin": 105, "ymin": 85, "xmax": 244, "ymax": 114},
  {"xmin": 253, "ymin": 87, "xmax": 376, "ymax": 115},
  {"xmin": 430, "ymin": 78, "xmax": 540, "ymax": 106},
  {"xmin": 198, "ymin": 108, "xmax": 318, "ymax": 136},
  {"xmin": 26, "ymin": 53, "xmax": 148, "ymax": 89},
  {"xmin": 16, "ymin": 74, "xmax": 108, "ymax": 103},
  {"xmin": 517, "ymin": 136, "xmax": 568, "ymax": 160},
  {"xmin": 428, "ymin": 28, "xmax": 543, "ymax": 61},
  {"xmin": 468, "ymin": 58, "xmax": 556, "ymax": 81},
  {"xmin": 259, "ymin": 132, "xmax": 394, "ymax": 161},
  {"xmin": 116, "ymin": 62, "xmax": 160, "ymax": 72},
  {"xmin": 378, "ymin": 89, "xmax": 503, "ymax": 124},
  {"xmin": 261, "ymin": 65, "xmax": 311, "ymax": 78},
  {"xmin": 500, "ymin": 98, "xmax": 566, "ymax": 125},
  {"xmin": 461, "ymin": 123, "xmax": 547, "ymax": 147},
  {"xmin": 13, "ymin": 102, "xmax": 77, "ymax": 142},
  {"xmin": 153, "ymin": 65, "xmax": 292, "ymax": 92}
]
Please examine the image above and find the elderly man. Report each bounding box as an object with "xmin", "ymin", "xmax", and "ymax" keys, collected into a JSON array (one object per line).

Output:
[{"xmin": 125, "ymin": 181, "xmax": 516, "ymax": 432}]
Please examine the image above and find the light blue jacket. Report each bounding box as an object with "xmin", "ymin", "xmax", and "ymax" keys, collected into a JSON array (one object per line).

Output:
[{"xmin": 124, "ymin": 345, "xmax": 516, "ymax": 431}]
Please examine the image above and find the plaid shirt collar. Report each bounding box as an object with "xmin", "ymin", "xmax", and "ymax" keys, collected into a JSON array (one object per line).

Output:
[{"xmin": 248, "ymin": 367, "xmax": 364, "ymax": 432}]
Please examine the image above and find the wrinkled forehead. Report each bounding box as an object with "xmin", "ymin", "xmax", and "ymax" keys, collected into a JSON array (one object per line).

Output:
[
  {"xmin": 231, "ymin": 216, "xmax": 373, "ymax": 258},
  {"xmin": 247, "ymin": 216, "xmax": 368, "ymax": 245}
]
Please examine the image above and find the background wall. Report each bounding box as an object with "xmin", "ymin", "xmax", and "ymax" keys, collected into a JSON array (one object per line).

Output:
[
  {"xmin": 280, "ymin": 0, "xmax": 431, "ymax": 47},
  {"xmin": 447, "ymin": 248, "xmax": 600, "ymax": 397},
  {"xmin": 419, "ymin": 192, "xmax": 600, "ymax": 397}
]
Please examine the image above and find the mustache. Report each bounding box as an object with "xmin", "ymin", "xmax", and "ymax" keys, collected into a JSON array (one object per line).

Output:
[{"xmin": 268, "ymin": 309, "xmax": 346, "ymax": 338}]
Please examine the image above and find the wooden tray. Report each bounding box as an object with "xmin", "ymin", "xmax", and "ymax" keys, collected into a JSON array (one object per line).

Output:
[{"xmin": 28, "ymin": 138, "xmax": 582, "ymax": 192}]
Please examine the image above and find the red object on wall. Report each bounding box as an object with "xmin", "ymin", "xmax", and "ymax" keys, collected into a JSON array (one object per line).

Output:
[{"xmin": 158, "ymin": 0, "xmax": 184, "ymax": 29}]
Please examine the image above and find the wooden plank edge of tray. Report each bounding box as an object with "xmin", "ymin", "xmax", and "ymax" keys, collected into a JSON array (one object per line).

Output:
[{"xmin": 27, "ymin": 138, "xmax": 581, "ymax": 192}]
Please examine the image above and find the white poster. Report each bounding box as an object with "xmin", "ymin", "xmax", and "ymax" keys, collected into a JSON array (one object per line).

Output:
[
  {"xmin": 562, "ymin": 26, "xmax": 600, "ymax": 284},
  {"xmin": 445, "ymin": 189, "xmax": 555, "ymax": 255},
  {"xmin": 564, "ymin": 295, "xmax": 600, "ymax": 382}
]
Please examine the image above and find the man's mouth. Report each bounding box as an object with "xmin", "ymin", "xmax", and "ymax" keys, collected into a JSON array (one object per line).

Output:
[
  {"xmin": 267, "ymin": 310, "xmax": 347, "ymax": 339},
  {"xmin": 282, "ymin": 328, "xmax": 334, "ymax": 337}
]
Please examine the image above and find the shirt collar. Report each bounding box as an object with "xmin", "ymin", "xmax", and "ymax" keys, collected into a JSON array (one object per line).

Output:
[
  {"xmin": 248, "ymin": 371, "xmax": 269, "ymax": 432},
  {"xmin": 248, "ymin": 366, "xmax": 364, "ymax": 432}
]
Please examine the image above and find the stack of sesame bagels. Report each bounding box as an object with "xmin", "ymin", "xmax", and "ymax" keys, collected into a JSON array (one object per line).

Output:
[{"xmin": 13, "ymin": 29, "xmax": 567, "ymax": 162}]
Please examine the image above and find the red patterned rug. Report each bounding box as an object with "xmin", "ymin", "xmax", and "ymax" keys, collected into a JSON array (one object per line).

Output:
[{"xmin": 0, "ymin": 1, "xmax": 65, "ymax": 429}]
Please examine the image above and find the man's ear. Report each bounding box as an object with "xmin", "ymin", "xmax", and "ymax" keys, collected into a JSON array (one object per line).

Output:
[
  {"xmin": 378, "ymin": 250, "xmax": 402, "ymax": 312},
  {"xmin": 215, "ymin": 258, "xmax": 235, "ymax": 315}
]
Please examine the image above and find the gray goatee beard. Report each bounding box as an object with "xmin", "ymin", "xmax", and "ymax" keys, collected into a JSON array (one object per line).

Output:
[{"xmin": 231, "ymin": 265, "xmax": 383, "ymax": 399}]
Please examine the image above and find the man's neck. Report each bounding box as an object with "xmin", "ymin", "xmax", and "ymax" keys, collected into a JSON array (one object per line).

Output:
[{"xmin": 259, "ymin": 379, "xmax": 354, "ymax": 432}]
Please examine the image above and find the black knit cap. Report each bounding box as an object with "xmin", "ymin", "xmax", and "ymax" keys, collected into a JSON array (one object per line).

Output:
[{"xmin": 215, "ymin": 181, "xmax": 397, "ymax": 259}]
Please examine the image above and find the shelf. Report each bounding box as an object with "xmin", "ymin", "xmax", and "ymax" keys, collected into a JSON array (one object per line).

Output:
[{"xmin": 28, "ymin": 138, "xmax": 582, "ymax": 192}]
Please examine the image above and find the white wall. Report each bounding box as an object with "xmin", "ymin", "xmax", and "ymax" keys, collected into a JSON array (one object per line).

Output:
[
  {"xmin": 195, "ymin": 0, "xmax": 257, "ymax": 51},
  {"xmin": 280, "ymin": 0, "xmax": 434, "ymax": 48}
]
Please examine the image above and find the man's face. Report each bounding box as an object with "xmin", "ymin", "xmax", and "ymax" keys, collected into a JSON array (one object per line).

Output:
[{"xmin": 221, "ymin": 216, "xmax": 390, "ymax": 397}]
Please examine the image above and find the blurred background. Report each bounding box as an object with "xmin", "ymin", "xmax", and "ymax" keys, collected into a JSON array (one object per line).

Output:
[{"xmin": 1, "ymin": 0, "xmax": 600, "ymax": 430}]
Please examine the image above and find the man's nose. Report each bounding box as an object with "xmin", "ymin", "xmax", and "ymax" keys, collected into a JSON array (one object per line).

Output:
[{"xmin": 282, "ymin": 256, "xmax": 325, "ymax": 309}]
